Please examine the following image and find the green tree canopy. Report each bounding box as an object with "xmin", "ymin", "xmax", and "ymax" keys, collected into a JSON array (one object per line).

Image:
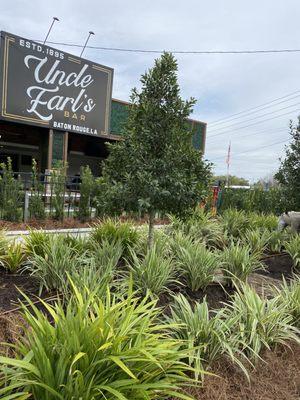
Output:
[
  {"xmin": 275, "ymin": 117, "xmax": 300, "ymax": 209},
  {"xmin": 100, "ymin": 52, "xmax": 212, "ymax": 246}
]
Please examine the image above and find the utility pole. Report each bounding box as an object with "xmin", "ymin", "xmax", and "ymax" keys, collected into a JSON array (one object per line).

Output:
[
  {"xmin": 80, "ymin": 31, "xmax": 95, "ymax": 58},
  {"xmin": 43, "ymin": 17, "xmax": 59, "ymax": 45}
]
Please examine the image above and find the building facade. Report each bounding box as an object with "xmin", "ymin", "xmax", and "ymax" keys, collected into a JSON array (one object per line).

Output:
[{"xmin": 0, "ymin": 31, "xmax": 206, "ymax": 176}]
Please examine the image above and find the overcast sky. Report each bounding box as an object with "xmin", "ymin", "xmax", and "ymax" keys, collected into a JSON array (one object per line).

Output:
[{"xmin": 1, "ymin": 0, "xmax": 299, "ymax": 182}]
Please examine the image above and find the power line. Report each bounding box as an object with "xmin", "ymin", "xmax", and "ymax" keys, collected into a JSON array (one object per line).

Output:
[
  {"xmin": 208, "ymin": 108, "xmax": 300, "ymax": 138},
  {"xmin": 34, "ymin": 39, "xmax": 300, "ymax": 55},
  {"xmin": 210, "ymin": 138, "xmax": 290, "ymax": 162},
  {"xmin": 208, "ymin": 127, "xmax": 287, "ymax": 146},
  {"xmin": 208, "ymin": 102, "xmax": 300, "ymax": 134},
  {"xmin": 208, "ymin": 93, "xmax": 300, "ymax": 127},
  {"xmin": 208, "ymin": 90, "xmax": 300, "ymax": 125}
]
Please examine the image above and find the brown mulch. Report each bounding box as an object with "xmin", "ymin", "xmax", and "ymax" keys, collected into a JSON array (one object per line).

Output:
[
  {"xmin": 260, "ymin": 253, "xmax": 294, "ymax": 280},
  {"xmin": 0, "ymin": 271, "xmax": 41, "ymax": 312},
  {"xmin": 0, "ymin": 313, "xmax": 27, "ymax": 356},
  {"xmin": 0, "ymin": 217, "xmax": 169, "ymax": 231},
  {"xmin": 180, "ymin": 343, "xmax": 300, "ymax": 400}
]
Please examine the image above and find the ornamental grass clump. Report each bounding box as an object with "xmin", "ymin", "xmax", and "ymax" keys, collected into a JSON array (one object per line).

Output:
[
  {"xmin": 224, "ymin": 284, "xmax": 300, "ymax": 361},
  {"xmin": 0, "ymin": 240, "xmax": 26, "ymax": 273},
  {"xmin": 248, "ymin": 212, "xmax": 278, "ymax": 231},
  {"xmin": 0, "ymin": 232, "xmax": 8, "ymax": 257},
  {"xmin": 167, "ymin": 294, "xmax": 249, "ymax": 379},
  {"xmin": 91, "ymin": 218, "xmax": 139, "ymax": 258},
  {"xmin": 169, "ymin": 211, "xmax": 226, "ymax": 250},
  {"xmin": 174, "ymin": 237, "xmax": 220, "ymax": 291},
  {"xmin": 24, "ymin": 235, "xmax": 85, "ymax": 295},
  {"xmin": 241, "ymin": 229, "xmax": 270, "ymax": 258},
  {"xmin": 284, "ymin": 235, "xmax": 300, "ymax": 269},
  {"xmin": 0, "ymin": 286, "xmax": 195, "ymax": 400},
  {"xmin": 221, "ymin": 242, "xmax": 263, "ymax": 286},
  {"xmin": 128, "ymin": 244, "xmax": 176, "ymax": 296},
  {"xmin": 24, "ymin": 229, "xmax": 50, "ymax": 258},
  {"xmin": 220, "ymin": 209, "xmax": 248, "ymax": 239},
  {"xmin": 275, "ymin": 277, "xmax": 300, "ymax": 327},
  {"xmin": 267, "ymin": 229, "xmax": 287, "ymax": 254}
]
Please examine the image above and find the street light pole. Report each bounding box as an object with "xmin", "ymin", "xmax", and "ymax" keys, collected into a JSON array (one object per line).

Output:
[
  {"xmin": 43, "ymin": 17, "xmax": 59, "ymax": 45},
  {"xmin": 80, "ymin": 31, "xmax": 95, "ymax": 58}
]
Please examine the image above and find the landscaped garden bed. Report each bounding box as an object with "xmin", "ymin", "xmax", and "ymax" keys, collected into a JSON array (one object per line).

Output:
[{"xmin": 0, "ymin": 210, "xmax": 299, "ymax": 399}]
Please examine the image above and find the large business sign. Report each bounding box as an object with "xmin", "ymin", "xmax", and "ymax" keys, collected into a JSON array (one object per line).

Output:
[{"xmin": 0, "ymin": 31, "xmax": 113, "ymax": 136}]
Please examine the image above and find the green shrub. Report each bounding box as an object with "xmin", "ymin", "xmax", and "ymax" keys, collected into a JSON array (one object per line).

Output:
[
  {"xmin": 221, "ymin": 242, "xmax": 263, "ymax": 286},
  {"xmin": 128, "ymin": 244, "xmax": 175, "ymax": 296},
  {"xmin": 50, "ymin": 162, "xmax": 67, "ymax": 221},
  {"xmin": 0, "ymin": 287, "xmax": 194, "ymax": 400},
  {"xmin": 219, "ymin": 187, "xmax": 287, "ymax": 214},
  {"xmin": 173, "ymin": 238, "xmax": 220, "ymax": 291},
  {"xmin": 91, "ymin": 218, "xmax": 139, "ymax": 258},
  {"xmin": 28, "ymin": 159, "xmax": 45, "ymax": 220},
  {"xmin": 0, "ymin": 157, "xmax": 23, "ymax": 222},
  {"xmin": 167, "ymin": 294, "xmax": 249, "ymax": 379},
  {"xmin": 77, "ymin": 165, "xmax": 94, "ymax": 222},
  {"xmin": 284, "ymin": 235, "xmax": 300, "ymax": 268},
  {"xmin": 0, "ymin": 240, "xmax": 26, "ymax": 273},
  {"xmin": 224, "ymin": 284, "xmax": 300, "ymax": 361}
]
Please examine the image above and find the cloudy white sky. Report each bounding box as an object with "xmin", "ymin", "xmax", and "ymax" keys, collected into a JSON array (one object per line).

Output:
[{"xmin": 1, "ymin": 0, "xmax": 299, "ymax": 182}]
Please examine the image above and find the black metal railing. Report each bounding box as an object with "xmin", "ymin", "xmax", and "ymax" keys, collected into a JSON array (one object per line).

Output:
[{"xmin": 0, "ymin": 171, "xmax": 94, "ymax": 222}]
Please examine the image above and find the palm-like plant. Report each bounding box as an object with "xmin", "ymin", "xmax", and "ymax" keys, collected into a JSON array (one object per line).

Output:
[
  {"xmin": 0, "ymin": 287, "xmax": 195, "ymax": 399},
  {"xmin": 221, "ymin": 242, "xmax": 263, "ymax": 286}
]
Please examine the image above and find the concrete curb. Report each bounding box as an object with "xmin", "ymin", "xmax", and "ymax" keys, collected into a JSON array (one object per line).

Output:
[{"xmin": 4, "ymin": 224, "xmax": 166, "ymax": 240}]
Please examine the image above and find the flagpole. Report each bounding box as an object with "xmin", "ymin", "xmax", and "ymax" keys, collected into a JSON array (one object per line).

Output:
[{"xmin": 226, "ymin": 141, "xmax": 231, "ymax": 188}]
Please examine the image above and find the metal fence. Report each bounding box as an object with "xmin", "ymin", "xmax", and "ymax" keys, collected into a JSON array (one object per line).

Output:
[{"xmin": 0, "ymin": 171, "xmax": 95, "ymax": 221}]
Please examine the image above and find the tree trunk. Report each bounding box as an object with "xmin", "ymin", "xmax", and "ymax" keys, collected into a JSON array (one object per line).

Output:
[{"xmin": 147, "ymin": 211, "xmax": 155, "ymax": 249}]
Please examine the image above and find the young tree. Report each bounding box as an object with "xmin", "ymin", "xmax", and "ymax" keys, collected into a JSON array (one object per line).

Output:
[
  {"xmin": 275, "ymin": 117, "xmax": 300, "ymax": 209},
  {"xmin": 101, "ymin": 52, "xmax": 212, "ymax": 247}
]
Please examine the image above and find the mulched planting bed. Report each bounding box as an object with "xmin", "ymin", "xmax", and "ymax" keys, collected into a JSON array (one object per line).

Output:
[
  {"xmin": 0, "ymin": 271, "xmax": 41, "ymax": 312},
  {"xmin": 260, "ymin": 253, "xmax": 294, "ymax": 280},
  {"xmin": 0, "ymin": 216, "xmax": 169, "ymax": 231},
  {"xmin": 176, "ymin": 342, "xmax": 300, "ymax": 400},
  {"xmin": 0, "ymin": 248, "xmax": 299, "ymax": 399}
]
